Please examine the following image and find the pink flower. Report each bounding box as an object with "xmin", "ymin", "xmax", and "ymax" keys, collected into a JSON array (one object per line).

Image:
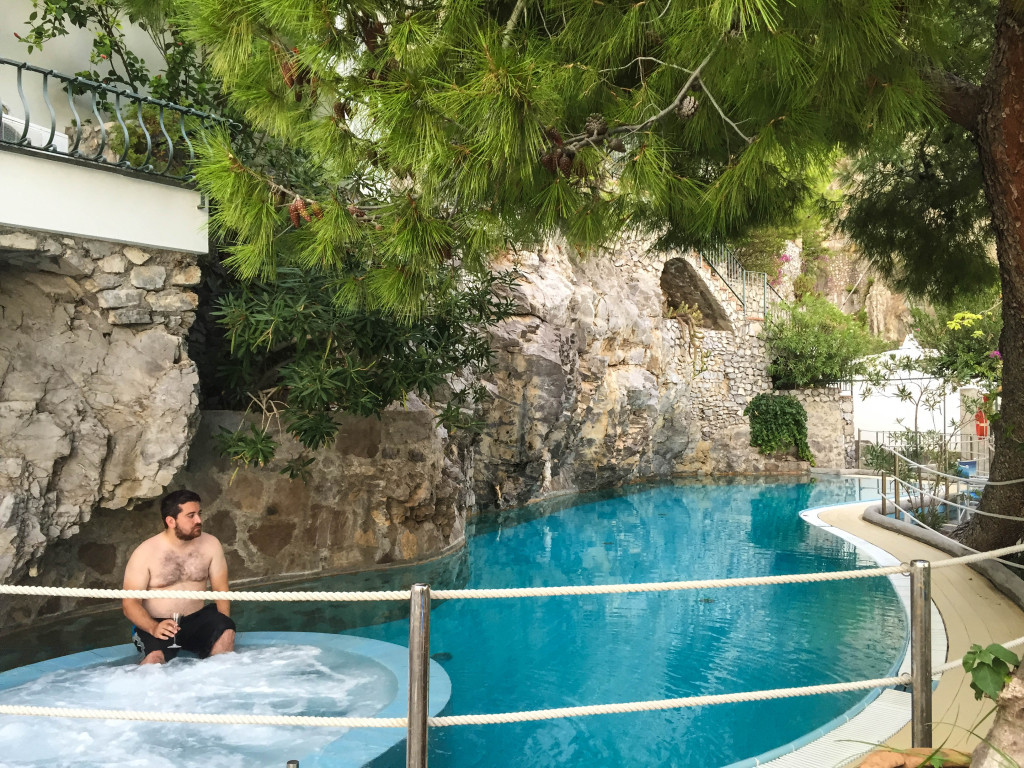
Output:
[{"xmin": 988, "ymin": 350, "xmax": 1002, "ymax": 359}]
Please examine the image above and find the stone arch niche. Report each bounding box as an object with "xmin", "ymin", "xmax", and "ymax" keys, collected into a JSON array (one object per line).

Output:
[{"xmin": 659, "ymin": 257, "xmax": 733, "ymax": 331}]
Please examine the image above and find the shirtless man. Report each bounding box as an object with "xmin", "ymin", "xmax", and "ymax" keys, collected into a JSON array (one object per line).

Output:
[{"xmin": 122, "ymin": 489, "xmax": 236, "ymax": 664}]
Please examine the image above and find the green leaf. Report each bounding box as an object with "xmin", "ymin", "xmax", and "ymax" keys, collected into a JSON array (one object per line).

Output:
[
  {"xmin": 970, "ymin": 663, "xmax": 1007, "ymax": 701},
  {"xmin": 987, "ymin": 643, "xmax": 1021, "ymax": 667}
]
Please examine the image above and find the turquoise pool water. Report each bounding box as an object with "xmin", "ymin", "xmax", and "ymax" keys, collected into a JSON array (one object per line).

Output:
[
  {"xmin": 0, "ymin": 476, "xmax": 900, "ymax": 768},
  {"xmin": 348, "ymin": 476, "xmax": 902, "ymax": 768}
]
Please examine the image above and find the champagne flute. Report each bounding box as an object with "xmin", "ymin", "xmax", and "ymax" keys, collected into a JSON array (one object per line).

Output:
[{"xmin": 168, "ymin": 612, "xmax": 182, "ymax": 649}]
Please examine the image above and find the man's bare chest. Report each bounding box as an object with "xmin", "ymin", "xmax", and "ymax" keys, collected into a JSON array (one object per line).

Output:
[{"xmin": 152, "ymin": 548, "xmax": 210, "ymax": 587}]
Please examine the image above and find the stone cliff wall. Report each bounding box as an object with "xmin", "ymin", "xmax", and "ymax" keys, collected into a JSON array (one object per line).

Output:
[
  {"xmin": 474, "ymin": 242, "xmax": 805, "ymax": 511},
  {"xmin": 2, "ymin": 235, "xmax": 821, "ymax": 630},
  {"xmin": 1, "ymin": 403, "xmax": 471, "ymax": 626},
  {"xmin": 0, "ymin": 226, "xmax": 200, "ymax": 584}
]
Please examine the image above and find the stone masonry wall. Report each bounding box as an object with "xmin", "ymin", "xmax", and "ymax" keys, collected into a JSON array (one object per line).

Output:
[
  {"xmin": 1, "ymin": 404, "xmax": 471, "ymax": 627},
  {"xmin": 0, "ymin": 225, "xmax": 201, "ymax": 585},
  {"xmin": 790, "ymin": 388, "xmax": 855, "ymax": 469}
]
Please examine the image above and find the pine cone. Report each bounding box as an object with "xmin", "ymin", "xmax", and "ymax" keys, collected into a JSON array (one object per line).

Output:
[
  {"xmin": 608, "ymin": 138, "xmax": 626, "ymax": 152},
  {"xmin": 558, "ymin": 154, "xmax": 573, "ymax": 176},
  {"xmin": 540, "ymin": 151, "xmax": 558, "ymax": 174},
  {"xmin": 333, "ymin": 101, "xmax": 349, "ymax": 123},
  {"xmin": 280, "ymin": 59, "xmax": 296, "ymax": 88},
  {"xmin": 288, "ymin": 199, "xmax": 301, "ymax": 228},
  {"xmin": 545, "ymin": 126, "xmax": 564, "ymax": 146},
  {"xmin": 311, "ymin": 201, "xmax": 324, "ymax": 220},
  {"xmin": 675, "ymin": 95, "xmax": 700, "ymax": 121},
  {"xmin": 585, "ymin": 113, "xmax": 607, "ymax": 137},
  {"xmin": 295, "ymin": 197, "xmax": 312, "ymax": 223}
]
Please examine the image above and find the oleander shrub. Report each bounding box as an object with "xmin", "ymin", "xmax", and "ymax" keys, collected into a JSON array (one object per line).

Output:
[{"xmin": 762, "ymin": 295, "xmax": 877, "ymax": 388}]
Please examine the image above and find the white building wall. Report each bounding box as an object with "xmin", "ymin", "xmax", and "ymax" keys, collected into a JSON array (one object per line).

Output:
[
  {"xmin": 1, "ymin": 1, "xmax": 163, "ymax": 138},
  {"xmin": 851, "ymin": 336, "xmax": 965, "ymax": 441},
  {"xmin": 0, "ymin": 151, "xmax": 208, "ymax": 253}
]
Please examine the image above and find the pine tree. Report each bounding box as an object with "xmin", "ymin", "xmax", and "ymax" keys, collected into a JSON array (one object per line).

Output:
[{"xmin": 176, "ymin": 0, "xmax": 1024, "ymax": 551}]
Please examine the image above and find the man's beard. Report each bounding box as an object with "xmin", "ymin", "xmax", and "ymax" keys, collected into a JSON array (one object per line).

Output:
[{"xmin": 174, "ymin": 525, "xmax": 201, "ymax": 541}]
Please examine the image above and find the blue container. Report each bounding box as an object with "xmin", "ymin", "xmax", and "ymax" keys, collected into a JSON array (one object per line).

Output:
[{"xmin": 957, "ymin": 460, "xmax": 978, "ymax": 477}]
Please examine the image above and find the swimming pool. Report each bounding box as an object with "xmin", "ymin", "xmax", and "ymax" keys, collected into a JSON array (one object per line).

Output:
[{"xmin": 0, "ymin": 475, "xmax": 900, "ymax": 767}]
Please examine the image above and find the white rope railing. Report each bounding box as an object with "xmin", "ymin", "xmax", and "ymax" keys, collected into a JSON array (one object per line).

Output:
[
  {"xmin": 0, "ymin": 567, "xmax": 908, "ymax": 602},
  {"xmin": 3, "ymin": 538, "xmax": 1021, "ymax": 743},
  {"xmin": 878, "ymin": 474, "xmax": 1024, "ymax": 571},
  {"xmin": 4, "ymin": 544, "xmax": 1024, "ymax": 735},
  {"xmin": 0, "ymin": 674, "xmax": 913, "ymax": 727},
  {"xmin": 934, "ymin": 634, "xmax": 1024, "ymax": 675},
  {"xmin": 428, "ymin": 676, "xmax": 910, "ymax": 725},
  {"xmin": 884, "ymin": 477, "xmax": 1023, "ymax": 522},
  {"xmin": 0, "ymin": 586, "xmax": 413, "ymax": 601},
  {"xmin": 5, "ymin": 631, "xmax": 1023, "ymax": 728},
  {"xmin": 0, "ymin": 705, "xmax": 406, "ymax": 728},
  {"xmin": 4, "ymin": 545, "xmax": 1024, "ymax": 602}
]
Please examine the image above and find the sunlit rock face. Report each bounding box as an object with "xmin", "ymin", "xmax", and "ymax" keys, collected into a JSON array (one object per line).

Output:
[{"xmin": 0, "ymin": 229, "xmax": 200, "ymax": 585}]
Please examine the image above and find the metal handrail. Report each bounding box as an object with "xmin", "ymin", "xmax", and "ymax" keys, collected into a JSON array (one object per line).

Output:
[
  {"xmin": 0, "ymin": 57, "xmax": 232, "ymax": 181},
  {"xmin": 696, "ymin": 244, "xmax": 786, "ymax": 321}
]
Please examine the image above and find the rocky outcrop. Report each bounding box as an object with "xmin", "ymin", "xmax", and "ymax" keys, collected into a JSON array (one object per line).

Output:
[
  {"xmin": 475, "ymin": 242, "xmax": 804, "ymax": 510},
  {"xmin": 0, "ymin": 228, "xmax": 200, "ymax": 583},
  {"xmin": 818, "ymin": 233, "xmax": 912, "ymax": 343}
]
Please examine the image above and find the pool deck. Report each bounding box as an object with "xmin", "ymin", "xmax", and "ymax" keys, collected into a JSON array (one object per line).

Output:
[{"xmin": 819, "ymin": 501, "xmax": 1024, "ymax": 757}]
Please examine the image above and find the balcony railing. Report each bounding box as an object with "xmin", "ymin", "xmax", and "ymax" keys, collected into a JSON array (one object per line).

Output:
[{"xmin": 0, "ymin": 57, "xmax": 231, "ymax": 181}]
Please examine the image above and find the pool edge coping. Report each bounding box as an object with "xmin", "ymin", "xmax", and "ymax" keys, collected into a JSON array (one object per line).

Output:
[{"xmin": 722, "ymin": 498, "xmax": 944, "ymax": 768}]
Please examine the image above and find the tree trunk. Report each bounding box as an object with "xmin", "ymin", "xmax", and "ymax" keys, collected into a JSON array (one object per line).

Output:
[
  {"xmin": 971, "ymin": 661, "xmax": 1024, "ymax": 768},
  {"xmin": 957, "ymin": 1, "xmax": 1024, "ymax": 551}
]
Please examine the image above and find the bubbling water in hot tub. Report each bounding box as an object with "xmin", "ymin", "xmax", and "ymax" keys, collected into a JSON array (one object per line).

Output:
[{"xmin": 0, "ymin": 644, "xmax": 396, "ymax": 768}]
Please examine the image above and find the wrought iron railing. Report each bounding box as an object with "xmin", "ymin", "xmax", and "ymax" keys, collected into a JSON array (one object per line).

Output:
[
  {"xmin": 0, "ymin": 57, "xmax": 231, "ymax": 181},
  {"xmin": 695, "ymin": 244, "xmax": 786, "ymax": 322}
]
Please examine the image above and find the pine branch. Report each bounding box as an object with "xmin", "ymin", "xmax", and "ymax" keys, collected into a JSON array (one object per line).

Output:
[
  {"xmin": 598, "ymin": 57, "xmax": 694, "ymax": 75},
  {"xmin": 925, "ymin": 70, "xmax": 983, "ymax": 133},
  {"xmin": 502, "ymin": 0, "xmax": 530, "ymax": 48},
  {"xmin": 609, "ymin": 45, "xmax": 717, "ymax": 138},
  {"xmin": 695, "ymin": 77, "xmax": 754, "ymax": 144},
  {"xmin": 564, "ymin": 47, "xmax": 733, "ymax": 153}
]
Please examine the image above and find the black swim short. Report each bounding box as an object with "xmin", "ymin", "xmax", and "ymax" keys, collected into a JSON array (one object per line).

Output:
[{"xmin": 131, "ymin": 603, "xmax": 236, "ymax": 660}]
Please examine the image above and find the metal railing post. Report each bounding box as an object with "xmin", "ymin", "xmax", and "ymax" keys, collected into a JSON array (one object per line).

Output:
[
  {"xmin": 910, "ymin": 560, "xmax": 933, "ymax": 748},
  {"xmin": 407, "ymin": 583, "xmax": 431, "ymax": 768},
  {"xmin": 881, "ymin": 473, "xmax": 888, "ymax": 516},
  {"xmin": 893, "ymin": 453, "xmax": 900, "ymax": 515}
]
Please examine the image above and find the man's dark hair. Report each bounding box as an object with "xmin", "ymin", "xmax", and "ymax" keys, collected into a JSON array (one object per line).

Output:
[{"xmin": 161, "ymin": 489, "xmax": 201, "ymax": 527}]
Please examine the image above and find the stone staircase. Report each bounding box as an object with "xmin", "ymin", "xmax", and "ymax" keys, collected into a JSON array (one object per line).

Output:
[{"xmin": 682, "ymin": 246, "xmax": 785, "ymax": 325}]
